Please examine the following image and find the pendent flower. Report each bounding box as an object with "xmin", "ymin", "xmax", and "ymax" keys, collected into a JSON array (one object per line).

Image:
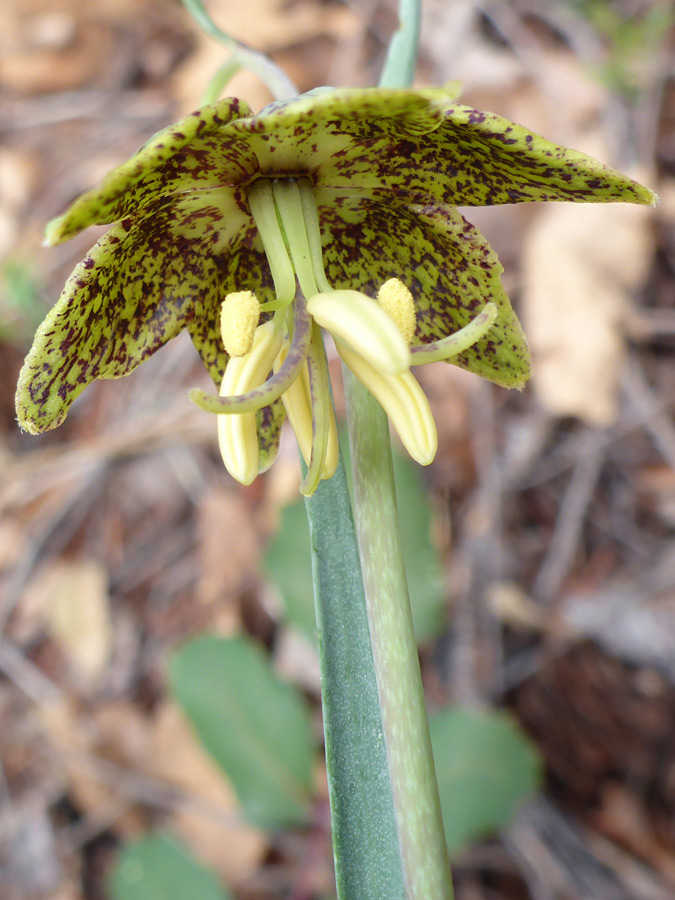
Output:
[{"xmin": 16, "ymin": 86, "xmax": 655, "ymax": 493}]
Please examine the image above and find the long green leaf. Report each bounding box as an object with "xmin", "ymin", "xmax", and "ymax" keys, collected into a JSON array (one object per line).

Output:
[
  {"xmin": 305, "ymin": 454, "xmax": 406, "ymax": 900},
  {"xmin": 266, "ymin": 449, "xmax": 445, "ymax": 646}
]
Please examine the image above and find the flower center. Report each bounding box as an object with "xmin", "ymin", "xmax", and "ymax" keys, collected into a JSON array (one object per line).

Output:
[{"xmin": 189, "ymin": 176, "xmax": 498, "ymax": 493}]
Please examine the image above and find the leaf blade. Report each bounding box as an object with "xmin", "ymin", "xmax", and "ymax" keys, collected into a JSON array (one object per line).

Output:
[
  {"xmin": 170, "ymin": 634, "xmax": 315, "ymax": 829},
  {"xmin": 109, "ymin": 833, "xmax": 232, "ymax": 900},
  {"xmin": 431, "ymin": 707, "xmax": 541, "ymax": 854}
]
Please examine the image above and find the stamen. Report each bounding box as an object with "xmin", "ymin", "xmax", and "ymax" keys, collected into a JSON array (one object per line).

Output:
[
  {"xmin": 307, "ymin": 290, "xmax": 410, "ymax": 375},
  {"xmin": 276, "ymin": 341, "xmax": 337, "ymax": 486},
  {"xmin": 220, "ymin": 291, "xmax": 261, "ymax": 357},
  {"xmin": 247, "ymin": 179, "xmax": 296, "ymax": 307},
  {"xmin": 297, "ymin": 179, "xmax": 332, "ymax": 294},
  {"xmin": 190, "ymin": 294, "xmax": 312, "ymax": 414},
  {"xmin": 272, "ymin": 179, "xmax": 320, "ymax": 300},
  {"xmin": 337, "ymin": 341, "xmax": 438, "ymax": 466},
  {"xmin": 275, "ymin": 345, "xmax": 313, "ymax": 465},
  {"xmin": 218, "ymin": 407, "xmax": 259, "ymax": 485},
  {"xmin": 377, "ymin": 278, "xmax": 416, "ymax": 345},
  {"xmin": 300, "ymin": 325, "xmax": 337, "ymax": 495},
  {"xmin": 410, "ymin": 303, "xmax": 498, "ymax": 365},
  {"xmin": 217, "ymin": 320, "xmax": 281, "ymax": 485},
  {"xmin": 218, "ymin": 320, "xmax": 282, "ymax": 402}
]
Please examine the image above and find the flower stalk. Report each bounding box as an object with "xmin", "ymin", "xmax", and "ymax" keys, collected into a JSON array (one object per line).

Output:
[
  {"xmin": 345, "ymin": 370, "xmax": 454, "ymax": 900},
  {"xmin": 342, "ymin": 2, "xmax": 454, "ymax": 897},
  {"xmin": 182, "ymin": 0, "xmax": 298, "ymax": 100}
]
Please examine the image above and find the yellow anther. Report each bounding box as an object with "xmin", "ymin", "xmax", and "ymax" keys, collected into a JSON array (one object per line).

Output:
[
  {"xmin": 337, "ymin": 341, "xmax": 438, "ymax": 466},
  {"xmin": 217, "ymin": 320, "xmax": 282, "ymax": 485},
  {"xmin": 220, "ymin": 291, "xmax": 261, "ymax": 357},
  {"xmin": 377, "ymin": 278, "xmax": 416, "ymax": 345},
  {"xmin": 307, "ymin": 290, "xmax": 410, "ymax": 375}
]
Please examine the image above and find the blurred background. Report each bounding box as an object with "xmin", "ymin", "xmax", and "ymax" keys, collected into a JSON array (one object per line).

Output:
[{"xmin": 0, "ymin": 0, "xmax": 674, "ymax": 898}]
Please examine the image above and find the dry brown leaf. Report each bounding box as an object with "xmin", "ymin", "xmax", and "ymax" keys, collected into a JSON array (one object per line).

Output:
[
  {"xmin": 39, "ymin": 698, "xmax": 110, "ymax": 813},
  {"xmin": 174, "ymin": 41, "xmax": 274, "ymax": 115},
  {"xmin": 594, "ymin": 783, "xmax": 675, "ymax": 882},
  {"xmin": 274, "ymin": 627, "xmax": 321, "ymax": 694},
  {"xmin": 40, "ymin": 699, "xmax": 159, "ymax": 837},
  {"xmin": 196, "ymin": 486, "xmax": 259, "ymax": 616},
  {"xmin": 0, "ymin": 516, "xmax": 28, "ymax": 574},
  {"xmin": 151, "ymin": 701, "xmax": 266, "ymax": 885},
  {"xmin": 23, "ymin": 559, "xmax": 113, "ymax": 689},
  {"xmin": 0, "ymin": 148, "xmax": 39, "ymax": 256},
  {"xmin": 507, "ymin": 51, "xmax": 608, "ymax": 141},
  {"xmin": 522, "ymin": 182, "xmax": 654, "ymax": 425},
  {"xmin": 0, "ymin": 18, "xmax": 117, "ymax": 94},
  {"xmin": 0, "ymin": 148, "xmax": 39, "ymax": 210},
  {"xmin": 487, "ymin": 581, "xmax": 545, "ymax": 632},
  {"xmin": 44, "ymin": 888, "xmax": 84, "ymax": 900},
  {"xmin": 93, "ymin": 700, "xmax": 156, "ymax": 770},
  {"xmin": 636, "ymin": 465, "xmax": 675, "ymax": 527}
]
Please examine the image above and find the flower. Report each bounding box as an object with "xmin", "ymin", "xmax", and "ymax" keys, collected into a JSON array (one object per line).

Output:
[{"xmin": 16, "ymin": 86, "xmax": 655, "ymax": 492}]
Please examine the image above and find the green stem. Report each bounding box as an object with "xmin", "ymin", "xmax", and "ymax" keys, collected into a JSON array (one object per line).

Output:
[
  {"xmin": 361, "ymin": 0, "xmax": 454, "ymax": 895},
  {"xmin": 200, "ymin": 58, "xmax": 243, "ymax": 105},
  {"xmin": 182, "ymin": 0, "xmax": 298, "ymax": 100},
  {"xmin": 378, "ymin": 0, "xmax": 422, "ymax": 89},
  {"xmin": 344, "ymin": 371, "xmax": 453, "ymax": 900}
]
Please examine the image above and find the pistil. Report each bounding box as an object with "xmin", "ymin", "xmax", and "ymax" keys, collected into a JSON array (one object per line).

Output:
[
  {"xmin": 409, "ymin": 302, "xmax": 497, "ymax": 364},
  {"xmin": 247, "ymin": 179, "xmax": 296, "ymax": 309},
  {"xmin": 272, "ymin": 179, "xmax": 321, "ymax": 300},
  {"xmin": 192, "ymin": 175, "xmax": 499, "ymax": 490},
  {"xmin": 190, "ymin": 292, "xmax": 312, "ymax": 415}
]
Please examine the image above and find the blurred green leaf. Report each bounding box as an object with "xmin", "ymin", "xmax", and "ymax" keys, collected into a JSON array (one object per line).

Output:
[
  {"xmin": 1, "ymin": 257, "xmax": 45, "ymax": 343},
  {"xmin": 265, "ymin": 501, "xmax": 317, "ymax": 643},
  {"xmin": 170, "ymin": 634, "xmax": 315, "ymax": 829},
  {"xmin": 392, "ymin": 450, "xmax": 445, "ymax": 643},
  {"xmin": 265, "ymin": 449, "xmax": 445, "ymax": 645},
  {"xmin": 108, "ymin": 833, "xmax": 232, "ymax": 900},
  {"xmin": 431, "ymin": 707, "xmax": 541, "ymax": 854},
  {"xmin": 563, "ymin": 0, "xmax": 673, "ymax": 98}
]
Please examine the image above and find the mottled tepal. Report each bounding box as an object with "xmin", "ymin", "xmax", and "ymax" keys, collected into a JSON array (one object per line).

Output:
[{"xmin": 16, "ymin": 86, "xmax": 655, "ymax": 493}]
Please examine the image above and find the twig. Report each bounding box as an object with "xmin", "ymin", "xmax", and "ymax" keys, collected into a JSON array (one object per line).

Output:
[
  {"xmin": 449, "ymin": 382, "xmax": 504, "ymax": 703},
  {"xmin": 622, "ymin": 358, "xmax": 675, "ymax": 470},
  {"xmin": 0, "ymin": 637, "xmax": 62, "ymax": 706},
  {"xmin": 509, "ymin": 797, "xmax": 673, "ymax": 900},
  {"xmin": 532, "ymin": 427, "xmax": 606, "ymax": 603},
  {"xmin": 0, "ymin": 466, "xmax": 106, "ymax": 633}
]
